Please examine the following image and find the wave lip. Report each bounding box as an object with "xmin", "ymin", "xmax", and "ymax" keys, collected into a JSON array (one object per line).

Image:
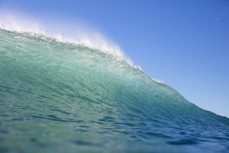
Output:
[{"xmin": 0, "ymin": 10, "xmax": 138, "ymax": 68}]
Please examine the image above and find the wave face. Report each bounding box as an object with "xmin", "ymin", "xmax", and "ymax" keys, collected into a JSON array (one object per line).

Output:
[{"xmin": 0, "ymin": 29, "xmax": 229, "ymax": 153}]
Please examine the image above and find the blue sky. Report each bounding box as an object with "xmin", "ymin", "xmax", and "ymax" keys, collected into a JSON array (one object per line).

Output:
[{"xmin": 1, "ymin": 0, "xmax": 229, "ymax": 117}]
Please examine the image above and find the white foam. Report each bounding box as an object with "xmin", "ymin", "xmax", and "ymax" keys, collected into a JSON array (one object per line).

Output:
[{"xmin": 151, "ymin": 78, "xmax": 165, "ymax": 84}]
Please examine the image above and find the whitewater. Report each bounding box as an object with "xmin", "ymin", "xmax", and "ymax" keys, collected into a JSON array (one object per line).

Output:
[{"xmin": 0, "ymin": 14, "xmax": 229, "ymax": 153}]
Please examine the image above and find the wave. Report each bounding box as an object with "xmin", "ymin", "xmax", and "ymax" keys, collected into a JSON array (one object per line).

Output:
[{"xmin": 0, "ymin": 13, "xmax": 229, "ymax": 153}]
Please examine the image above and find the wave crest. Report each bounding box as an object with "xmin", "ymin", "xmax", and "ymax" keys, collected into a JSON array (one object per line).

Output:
[{"xmin": 0, "ymin": 9, "xmax": 137, "ymax": 67}]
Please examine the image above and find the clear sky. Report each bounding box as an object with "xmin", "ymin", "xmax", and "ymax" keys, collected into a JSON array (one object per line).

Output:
[{"xmin": 1, "ymin": 0, "xmax": 229, "ymax": 117}]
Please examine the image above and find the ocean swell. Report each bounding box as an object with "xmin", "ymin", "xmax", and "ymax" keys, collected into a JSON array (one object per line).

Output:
[{"xmin": 0, "ymin": 16, "xmax": 229, "ymax": 153}]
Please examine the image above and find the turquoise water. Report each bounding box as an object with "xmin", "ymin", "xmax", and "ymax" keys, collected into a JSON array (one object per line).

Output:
[{"xmin": 0, "ymin": 29, "xmax": 229, "ymax": 153}]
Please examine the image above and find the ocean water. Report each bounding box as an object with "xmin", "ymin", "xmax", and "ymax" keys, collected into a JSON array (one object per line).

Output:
[{"xmin": 0, "ymin": 29, "xmax": 229, "ymax": 153}]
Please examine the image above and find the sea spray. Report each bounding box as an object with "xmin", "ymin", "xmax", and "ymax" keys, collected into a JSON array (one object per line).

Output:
[{"xmin": 0, "ymin": 10, "xmax": 136, "ymax": 67}]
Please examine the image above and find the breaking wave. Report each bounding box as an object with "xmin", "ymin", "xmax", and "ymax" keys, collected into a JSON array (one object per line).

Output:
[{"xmin": 0, "ymin": 12, "xmax": 229, "ymax": 153}]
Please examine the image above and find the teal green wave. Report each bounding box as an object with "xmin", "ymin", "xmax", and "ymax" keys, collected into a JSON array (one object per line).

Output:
[{"xmin": 0, "ymin": 29, "xmax": 228, "ymax": 153}]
